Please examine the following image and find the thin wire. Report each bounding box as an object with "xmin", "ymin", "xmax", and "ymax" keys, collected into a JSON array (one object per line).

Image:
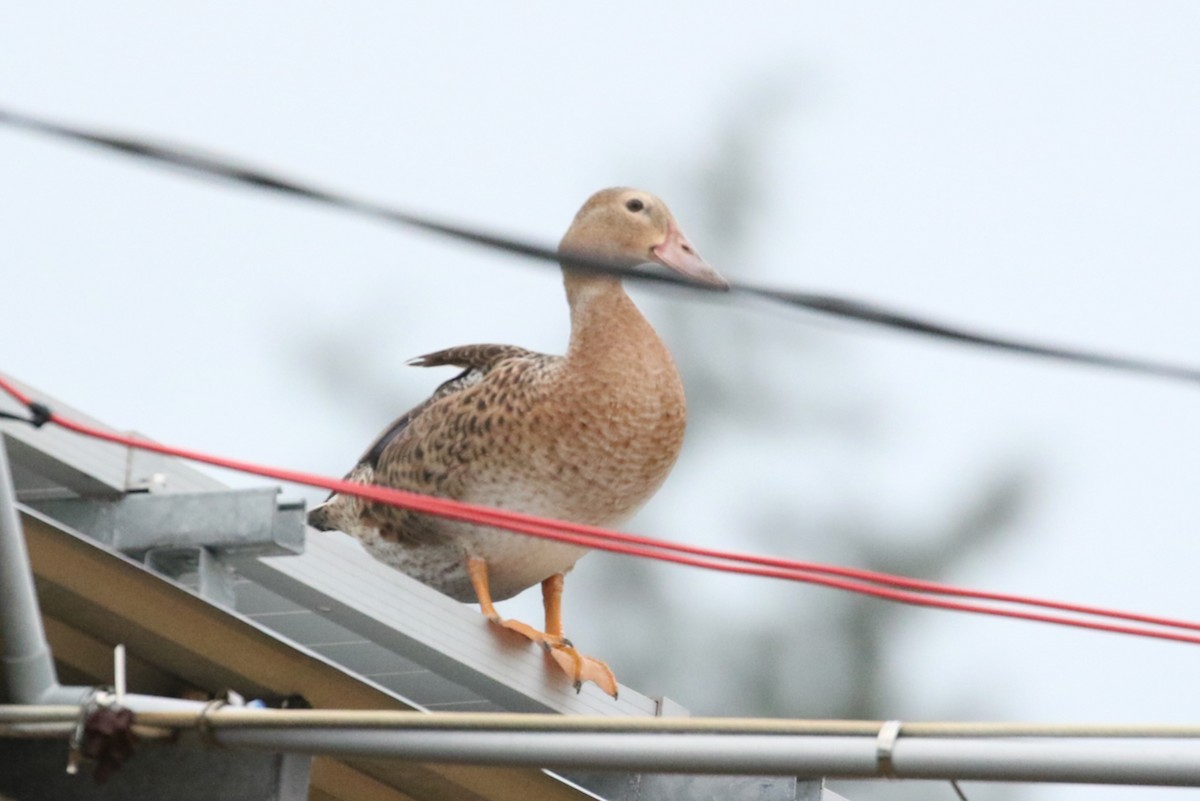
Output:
[
  {"xmin": 1, "ymin": 105, "xmax": 1197, "ymax": 387},
  {"xmin": 4, "ymin": 374, "xmax": 1200, "ymax": 648}
]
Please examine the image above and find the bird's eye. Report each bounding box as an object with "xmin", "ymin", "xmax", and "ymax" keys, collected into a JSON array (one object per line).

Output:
[{"xmin": 625, "ymin": 198, "xmax": 645, "ymax": 213}]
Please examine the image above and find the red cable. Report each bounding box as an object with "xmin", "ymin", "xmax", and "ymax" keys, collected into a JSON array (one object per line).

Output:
[{"xmin": 3, "ymin": 373, "xmax": 1199, "ymax": 646}]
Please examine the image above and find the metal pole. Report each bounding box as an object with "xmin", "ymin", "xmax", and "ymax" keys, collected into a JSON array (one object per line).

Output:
[
  {"xmin": 0, "ymin": 439, "xmax": 61, "ymax": 704},
  {"xmin": 6, "ymin": 707, "xmax": 1200, "ymax": 786},
  {"xmin": 211, "ymin": 728, "xmax": 1200, "ymax": 787}
]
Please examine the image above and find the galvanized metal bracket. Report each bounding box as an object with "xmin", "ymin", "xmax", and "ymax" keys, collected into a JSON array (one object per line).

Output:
[
  {"xmin": 145, "ymin": 546, "xmax": 239, "ymax": 608},
  {"xmin": 28, "ymin": 488, "xmax": 305, "ymax": 558},
  {"xmin": 28, "ymin": 488, "xmax": 305, "ymax": 608}
]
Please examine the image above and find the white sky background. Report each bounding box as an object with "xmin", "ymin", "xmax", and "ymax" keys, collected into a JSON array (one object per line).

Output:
[{"xmin": 2, "ymin": 4, "xmax": 1199, "ymax": 800}]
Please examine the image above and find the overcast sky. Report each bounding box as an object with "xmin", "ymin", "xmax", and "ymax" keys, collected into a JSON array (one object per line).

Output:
[{"xmin": 3, "ymin": 4, "xmax": 1199, "ymax": 800}]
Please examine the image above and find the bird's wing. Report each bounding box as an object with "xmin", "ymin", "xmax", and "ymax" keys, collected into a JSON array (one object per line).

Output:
[
  {"xmin": 359, "ymin": 344, "xmax": 541, "ymax": 469},
  {"xmin": 307, "ymin": 344, "xmax": 552, "ymax": 538}
]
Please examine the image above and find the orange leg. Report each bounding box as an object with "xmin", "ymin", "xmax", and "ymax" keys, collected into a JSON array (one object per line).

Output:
[
  {"xmin": 541, "ymin": 573, "xmax": 618, "ymax": 698},
  {"xmin": 542, "ymin": 573, "xmax": 567, "ymax": 640},
  {"xmin": 466, "ymin": 557, "xmax": 618, "ymax": 699},
  {"xmin": 466, "ymin": 556, "xmax": 502, "ymax": 621}
]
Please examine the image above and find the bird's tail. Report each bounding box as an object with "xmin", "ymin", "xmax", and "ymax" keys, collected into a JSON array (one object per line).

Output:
[{"xmin": 306, "ymin": 498, "xmax": 339, "ymax": 531}]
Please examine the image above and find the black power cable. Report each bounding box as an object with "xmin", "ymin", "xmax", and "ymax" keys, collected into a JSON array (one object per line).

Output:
[{"xmin": 2, "ymin": 105, "xmax": 1196, "ymax": 386}]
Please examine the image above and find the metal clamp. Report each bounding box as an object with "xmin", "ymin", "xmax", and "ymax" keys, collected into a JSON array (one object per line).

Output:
[
  {"xmin": 196, "ymin": 699, "xmax": 228, "ymax": 748},
  {"xmin": 65, "ymin": 687, "xmax": 113, "ymax": 775},
  {"xmin": 875, "ymin": 719, "xmax": 903, "ymax": 778}
]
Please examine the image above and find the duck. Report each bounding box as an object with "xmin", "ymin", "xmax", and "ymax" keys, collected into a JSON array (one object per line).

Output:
[{"xmin": 308, "ymin": 187, "xmax": 726, "ymax": 698}]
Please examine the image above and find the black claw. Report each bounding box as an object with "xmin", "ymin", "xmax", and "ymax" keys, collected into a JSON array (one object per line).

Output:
[
  {"xmin": 540, "ymin": 640, "xmax": 552, "ymax": 653},
  {"xmin": 573, "ymin": 681, "xmax": 583, "ymax": 694},
  {"xmin": 561, "ymin": 637, "xmax": 574, "ymax": 648}
]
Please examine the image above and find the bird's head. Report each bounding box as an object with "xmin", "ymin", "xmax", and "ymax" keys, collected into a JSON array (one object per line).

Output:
[{"xmin": 558, "ymin": 188, "xmax": 728, "ymax": 290}]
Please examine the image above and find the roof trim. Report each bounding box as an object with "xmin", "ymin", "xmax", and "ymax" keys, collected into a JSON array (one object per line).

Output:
[{"xmin": 19, "ymin": 506, "xmax": 595, "ymax": 801}]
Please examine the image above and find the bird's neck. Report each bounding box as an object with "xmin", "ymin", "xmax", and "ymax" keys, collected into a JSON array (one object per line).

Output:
[{"xmin": 563, "ymin": 269, "xmax": 667, "ymax": 370}]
